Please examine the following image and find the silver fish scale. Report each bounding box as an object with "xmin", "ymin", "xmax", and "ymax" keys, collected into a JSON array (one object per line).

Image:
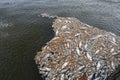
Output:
[{"xmin": 35, "ymin": 13, "xmax": 120, "ymax": 80}]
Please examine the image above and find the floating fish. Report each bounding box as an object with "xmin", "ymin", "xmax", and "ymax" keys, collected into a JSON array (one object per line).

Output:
[
  {"xmin": 112, "ymin": 37, "xmax": 116, "ymax": 43},
  {"xmin": 35, "ymin": 14, "xmax": 120, "ymax": 80},
  {"xmin": 110, "ymin": 48, "xmax": 114, "ymax": 53},
  {"xmin": 52, "ymin": 37, "xmax": 59, "ymax": 41},
  {"xmin": 112, "ymin": 52, "xmax": 118, "ymax": 55},
  {"xmin": 86, "ymin": 52, "xmax": 92, "ymax": 61},
  {"xmin": 84, "ymin": 44, "xmax": 88, "ymax": 50},
  {"xmin": 91, "ymin": 35, "xmax": 103, "ymax": 40},
  {"xmin": 79, "ymin": 41, "xmax": 82, "ymax": 48},
  {"xmin": 56, "ymin": 30, "xmax": 59, "ymax": 35},
  {"xmin": 65, "ymin": 20, "xmax": 69, "ymax": 23},
  {"xmin": 75, "ymin": 33, "xmax": 81, "ymax": 37},
  {"xmin": 62, "ymin": 25, "xmax": 67, "ymax": 29},
  {"xmin": 94, "ymin": 77, "xmax": 100, "ymax": 80},
  {"xmin": 96, "ymin": 62, "xmax": 101, "ymax": 70},
  {"xmin": 43, "ymin": 53, "xmax": 51, "ymax": 59},
  {"xmin": 76, "ymin": 47, "xmax": 80, "ymax": 56},
  {"xmin": 62, "ymin": 62, "xmax": 68, "ymax": 69},
  {"xmin": 111, "ymin": 61, "xmax": 115, "ymax": 69},
  {"xmin": 39, "ymin": 67, "xmax": 51, "ymax": 71},
  {"xmin": 88, "ymin": 73, "xmax": 95, "ymax": 80},
  {"xmin": 95, "ymin": 50, "xmax": 100, "ymax": 54},
  {"xmin": 78, "ymin": 66, "xmax": 85, "ymax": 71},
  {"xmin": 60, "ymin": 74, "xmax": 64, "ymax": 80}
]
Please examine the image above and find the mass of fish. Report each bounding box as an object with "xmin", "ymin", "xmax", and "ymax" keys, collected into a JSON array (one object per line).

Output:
[{"xmin": 35, "ymin": 13, "xmax": 120, "ymax": 80}]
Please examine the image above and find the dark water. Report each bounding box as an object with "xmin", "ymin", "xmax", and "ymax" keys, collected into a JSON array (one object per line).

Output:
[{"xmin": 0, "ymin": 0, "xmax": 120, "ymax": 80}]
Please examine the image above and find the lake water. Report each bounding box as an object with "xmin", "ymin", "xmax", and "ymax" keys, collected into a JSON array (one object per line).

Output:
[{"xmin": 0, "ymin": 0, "xmax": 120, "ymax": 80}]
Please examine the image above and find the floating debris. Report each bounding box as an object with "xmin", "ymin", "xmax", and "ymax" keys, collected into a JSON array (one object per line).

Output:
[{"xmin": 35, "ymin": 13, "xmax": 120, "ymax": 80}]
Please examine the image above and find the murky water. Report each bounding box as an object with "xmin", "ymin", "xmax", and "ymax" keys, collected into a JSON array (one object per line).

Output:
[{"xmin": 0, "ymin": 0, "xmax": 120, "ymax": 80}]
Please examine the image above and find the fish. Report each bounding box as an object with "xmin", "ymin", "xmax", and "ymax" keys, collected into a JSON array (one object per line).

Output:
[
  {"xmin": 62, "ymin": 62, "xmax": 68, "ymax": 69},
  {"xmin": 76, "ymin": 47, "xmax": 81, "ymax": 56},
  {"xmin": 43, "ymin": 53, "xmax": 51, "ymax": 59},
  {"xmin": 84, "ymin": 44, "xmax": 88, "ymax": 50},
  {"xmin": 111, "ymin": 61, "xmax": 115, "ymax": 69},
  {"xmin": 91, "ymin": 35, "xmax": 103, "ymax": 40},
  {"xmin": 52, "ymin": 37, "xmax": 59, "ymax": 41},
  {"xmin": 75, "ymin": 33, "xmax": 81, "ymax": 37},
  {"xmin": 96, "ymin": 61, "xmax": 101, "ymax": 70},
  {"xmin": 86, "ymin": 52, "xmax": 92, "ymax": 61},
  {"xmin": 60, "ymin": 74, "xmax": 64, "ymax": 80},
  {"xmin": 88, "ymin": 73, "xmax": 95, "ymax": 80},
  {"xmin": 79, "ymin": 41, "xmax": 82, "ymax": 48},
  {"xmin": 58, "ymin": 19, "xmax": 62, "ymax": 22},
  {"xmin": 64, "ymin": 31, "xmax": 70, "ymax": 34},
  {"xmin": 65, "ymin": 20, "xmax": 69, "ymax": 23},
  {"xmin": 78, "ymin": 66, "xmax": 85, "ymax": 71},
  {"xmin": 56, "ymin": 30, "xmax": 59, "ymax": 35},
  {"xmin": 112, "ymin": 37, "xmax": 116, "ymax": 42},
  {"xmin": 112, "ymin": 52, "xmax": 118, "ymax": 55},
  {"xmin": 67, "ymin": 43, "xmax": 70, "ymax": 48},
  {"xmin": 62, "ymin": 25, "xmax": 67, "ymax": 29},
  {"xmin": 110, "ymin": 48, "xmax": 114, "ymax": 53},
  {"xmin": 95, "ymin": 50, "xmax": 100, "ymax": 54},
  {"xmin": 36, "ymin": 15, "xmax": 120, "ymax": 80},
  {"xmin": 39, "ymin": 67, "xmax": 51, "ymax": 71},
  {"xmin": 94, "ymin": 77, "xmax": 100, "ymax": 80}
]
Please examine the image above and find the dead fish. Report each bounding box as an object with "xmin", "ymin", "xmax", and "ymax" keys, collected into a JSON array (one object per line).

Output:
[
  {"xmin": 56, "ymin": 30, "xmax": 59, "ymax": 35},
  {"xmin": 86, "ymin": 53, "xmax": 92, "ymax": 61},
  {"xmin": 60, "ymin": 74, "xmax": 64, "ymax": 80},
  {"xmin": 44, "ymin": 67, "xmax": 51, "ymax": 71},
  {"xmin": 65, "ymin": 20, "xmax": 69, "ymax": 23},
  {"xmin": 78, "ymin": 66, "xmax": 85, "ymax": 71},
  {"xmin": 110, "ymin": 32, "xmax": 116, "ymax": 36},
  {"xmin": 101, "ymin": 43, "xmax": 106, "ymax": 48},
  {"xmin": 84, "ymin": 24, "xmax": 93, "ymax": 28},
  {"xmin": 64, "ymin": 31, "xmax": 70, "ymax": 34},
  {"xmin": 112, "ymin": 37, "xmax": 116, "ymax": 42},
  {"xmin": 96, "ymin": 61, "xmax": 101, "ymax": 70},
  {"xmin": 92, "ymin": 35, "xmax": 103, "ymax": 40},
  {"xmin": 39, "ymin": 67, "xmax": 51, "ymax": 71},
  {"xmin": 62, "ymin": 25, "xmax": 67, "ymax": 29},
  {"xmin": 84, "ymin": 44, "xmax": 88, "ymax": 49},
  {"xmin": 110, "ymin": 40, "xmax": 117, "ymax": 45},
  {"xmin": 75, "ymin": 33, "xmax": 81, "ymax": 37},
  {"xmin": 94, "ymin": 77, "xmax": 100, "ymax": 80},
  {"xmin": 61, "ymin": 68, "xmax": 69, "ymax": 73},
  {"xmin": 43, "ymin": 53, "xmax": 51, "ymax": 59},
  {"xmin": 80, "ymin": 27, "xmax": 88, "ymax": 29},
  {"xmin": 62, "ymin": 62, "xmax": 68, "ymax": 69},
  {"xmin": 66, "ymin": 39, "xmax": 71, "ymax": 42},
  {"xmin": 88, "ymin": 73, "xmax": 95, "ymax": 80},
  {"xmin": 76, "ymin": 47, "xmax": 81, "ymax": 56},
  {"xmin": 112, "ymin": 52, "xmax": 118, "ymax": 55},
  {"xmin": 79, "ymin": 41, "xmax": 82, "ymax": 48},
  {"xmin": 110, "ymin": 48, "xmax": 114, "ymax": 53},
  {"xmin": 111, "ymin": 61, "xmax": 115, "ymax": 69},
  {"xmin": 67, "ymin": 43, "xmax": 70, "ymax": 48},
  {"xmin": 58, "ymin": 19, "xmax": 62, "ymax": 22},
  {"xmin": 52, "ymin": 37, "xmax": 59, "ymax": 41},
  {"xmin": 95, "ymin": 50, "xmax": 100, "ymax": 54}
]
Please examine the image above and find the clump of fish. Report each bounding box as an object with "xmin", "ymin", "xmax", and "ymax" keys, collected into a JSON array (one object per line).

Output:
[{"xmin": 35, "ymin": 13, "xmax": 120, "ymax": 80}]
